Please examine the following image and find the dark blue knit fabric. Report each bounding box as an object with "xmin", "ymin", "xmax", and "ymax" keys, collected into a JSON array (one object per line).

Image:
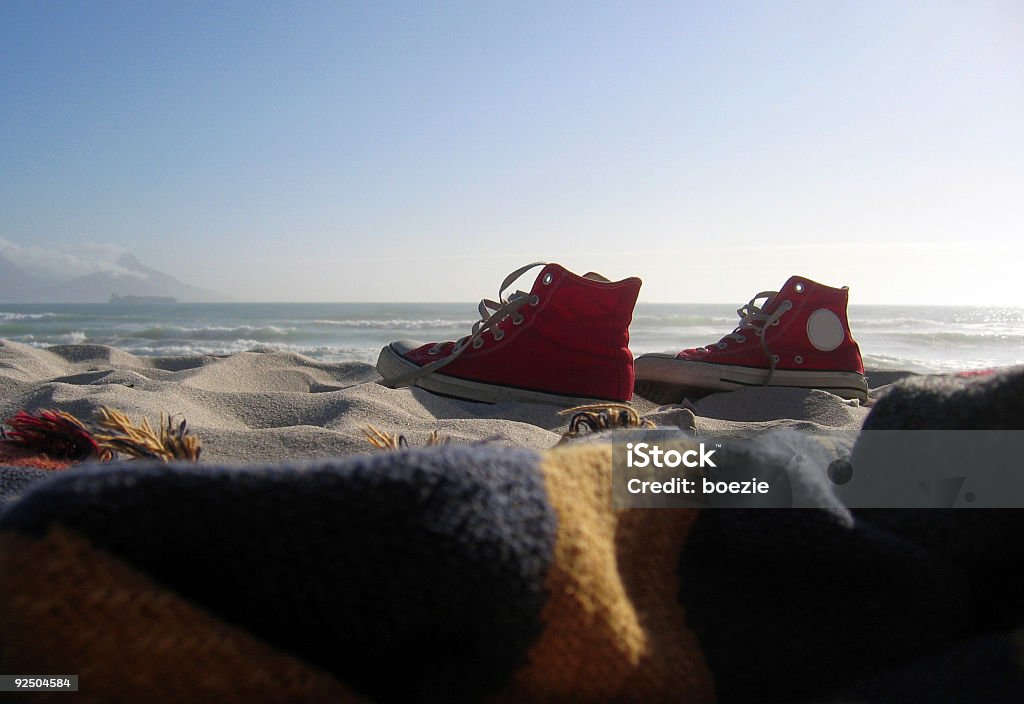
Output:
[
  {"xmin": 833, "ymin": 631, "xmax": 1024, "ymax": 703},
  {"xmin": 678, "ymin": 508, "xmax": 976, "ymax": 703},
  {"xmin": 678, "ymin": 366, "xmax": 1024, "ymax": 703},
  {"xmin": 0, "ymin": 446, "xmax": 557, "ymax": 703},
  {"xmin": 0, "ymin": 465, "xmax": 49, "ymax": 508},
  {"xmin": 863, "ymin": 365, "xmax": 1024, "ymax": 430}
]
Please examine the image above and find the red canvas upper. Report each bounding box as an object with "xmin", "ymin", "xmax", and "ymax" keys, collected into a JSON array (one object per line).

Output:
[
  {"xmin": 678, "ymin": 275, "xmax": 865, "ymax": 374},
  {"xmin": 401, "ymin": 264, "xmax": 642, "ymax": 401}
]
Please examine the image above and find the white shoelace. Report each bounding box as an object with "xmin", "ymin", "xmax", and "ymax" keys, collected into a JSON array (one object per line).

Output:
[
  {"xmin": 387, "ymin": 262, "xmax": 547, "ymax": 388},
  {"xmin": 704, "ymin": 290, "xmax": 793, "ymax": 384}
]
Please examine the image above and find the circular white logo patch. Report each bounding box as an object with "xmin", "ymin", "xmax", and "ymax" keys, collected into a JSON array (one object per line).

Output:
[{"xmin": 806, "ymin": 309, "xmax": 845, "ymax": 351}]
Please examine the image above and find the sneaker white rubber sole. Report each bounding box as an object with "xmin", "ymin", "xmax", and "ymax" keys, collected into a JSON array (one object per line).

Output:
[
  {"xmin": 634, "ymin": 353, "xmax": 869, "ymax": 403},
  {"xmin": 376, "ymin": 343, "xmax": 618, "ymax": 406}
]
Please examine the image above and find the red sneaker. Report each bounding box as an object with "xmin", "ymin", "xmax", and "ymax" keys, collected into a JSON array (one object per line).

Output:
[
  {"xmin": 376, "ymin": 263, "xmax": 642, "ymax": 404},
  {"xmin": 634, "ymin": 276, "xmax": 868, "ymax": 402}
]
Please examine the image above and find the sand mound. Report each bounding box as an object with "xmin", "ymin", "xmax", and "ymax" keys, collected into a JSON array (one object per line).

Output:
[{"xmin": 0, "ymin": 340, "xmax": 872, "ymax": 463}]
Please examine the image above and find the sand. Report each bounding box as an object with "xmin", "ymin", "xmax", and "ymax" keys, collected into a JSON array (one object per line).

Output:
[{"xmin": 0, "ymin": 339, "xmax": 891, "ymax": 464}]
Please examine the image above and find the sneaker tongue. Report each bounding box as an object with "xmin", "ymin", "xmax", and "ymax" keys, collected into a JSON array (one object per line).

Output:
[
  {"xmin": 760, "ymin": 292, "xmax": 780, "ymax": 314},
  {"xmin": 759, "ymin": 276, "xmax": 805, "ymax": 314},
  {"xmin": 582, "ymin": 272, "xmax": 611, "ymax": 282}
]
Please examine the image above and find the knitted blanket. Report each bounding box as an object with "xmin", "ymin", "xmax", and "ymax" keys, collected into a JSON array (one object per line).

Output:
[{"xmin": 2, "ymin": 368, "xmax": 1023, "ymax": 703}]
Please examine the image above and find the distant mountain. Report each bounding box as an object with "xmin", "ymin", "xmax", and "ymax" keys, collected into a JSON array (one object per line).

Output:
[
  {"xmin": 0, "ymin": 254, "xmax": 50, "ymax": 302},
  {"xmin": 0, "ymin": 252, "xmax": 224, "ymax": 303}
]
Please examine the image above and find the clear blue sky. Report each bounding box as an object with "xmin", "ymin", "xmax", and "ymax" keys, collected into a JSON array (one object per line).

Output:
[{"xmin": 1, "ymin": 1, "xmax": 1021, "ymax": 303}]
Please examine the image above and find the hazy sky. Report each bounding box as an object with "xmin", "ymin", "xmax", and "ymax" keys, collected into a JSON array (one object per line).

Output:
[{"xmin": 1, "ymin": 1, "xmax": 1021, "ymax": 304}]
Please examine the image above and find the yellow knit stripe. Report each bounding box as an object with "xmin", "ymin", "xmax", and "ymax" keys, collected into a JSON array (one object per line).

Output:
[{"xmin": 499, "ymin": 443, "xmax": 715, "ymax": 703}]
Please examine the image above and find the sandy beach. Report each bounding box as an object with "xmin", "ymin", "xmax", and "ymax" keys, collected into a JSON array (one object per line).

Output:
[{"xmin": 0, "ymin": 339, "xmax": 905, "ymax": 464}]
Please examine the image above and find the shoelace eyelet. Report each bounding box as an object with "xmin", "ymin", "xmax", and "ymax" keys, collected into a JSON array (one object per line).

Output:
[
  {"xmin": 772, "ymin": 354, "xmax": 780, "ymax": 364},
  {"xmin": 542, "ymin": 273, "xmax": 553, "ymax": 285},
  {"xmin": 472, "ymin": 338, "xmax": 485, "ymax": 349},
  {"xmin": 717, "ymin": 342, "xmax": 728, "ymax": 349},
  {"xmin": 529, "ymin": 295, "xmax": 540, "ymax": 306},
  {"xmin": 794, "ymin": 283, "xmax": 805, "ymax": 293},
  {"xmin": 512, "ymin": 314, "xmax": 524, "ymax": 325},
  {"xmin": 735, "ymin": 334, "xmax": 746, "ymax": 343},
  {"xmin": 493, "ymin": 330, "xmax": 505, "ymax": 341},
  {"xmin": 794, "ymin": 355, "xmax": 803, "ymax": 364}
]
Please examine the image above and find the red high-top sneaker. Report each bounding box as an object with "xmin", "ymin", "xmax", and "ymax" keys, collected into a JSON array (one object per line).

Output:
[
  {"xmin": 634, "ymin": 275, "xmax": 868, "ymax": 402},
  {"xmin": 376, "ymin": 262, "xmax": 642, "ymax": 404}
]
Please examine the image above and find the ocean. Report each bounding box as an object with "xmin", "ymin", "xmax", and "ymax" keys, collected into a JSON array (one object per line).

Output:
[{"xmin": 1, "ymin": 302, "xmax": 1022, "ymax": 374}]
